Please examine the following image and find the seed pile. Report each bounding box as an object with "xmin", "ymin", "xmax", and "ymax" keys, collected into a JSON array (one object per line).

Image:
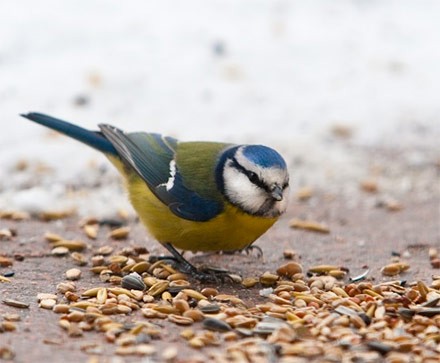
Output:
[{"xmin": 32, "ymin": 231, "xmax": 440, "ymax": 362}]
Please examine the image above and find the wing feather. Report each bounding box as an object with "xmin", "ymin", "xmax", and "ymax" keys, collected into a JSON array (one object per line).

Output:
[{"xmin": 99, "ymin": 125, "xmax": 222, "ymax": 221}]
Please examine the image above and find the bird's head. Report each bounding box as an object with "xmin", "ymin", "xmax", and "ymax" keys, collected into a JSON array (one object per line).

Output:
[{"xmin": 217, "ymin": 145, "xmax": 290, "ymax": 217}]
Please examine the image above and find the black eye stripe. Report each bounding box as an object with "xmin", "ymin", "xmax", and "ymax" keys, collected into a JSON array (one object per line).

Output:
[{"xmin": 230, "ymin": 157, "xmax": 268, "ymax": 191}]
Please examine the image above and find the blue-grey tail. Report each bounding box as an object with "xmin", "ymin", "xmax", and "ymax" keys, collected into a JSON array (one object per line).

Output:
[{"xmin": 21, "ymin": 112, "xmax": 117, "ymax": 155}]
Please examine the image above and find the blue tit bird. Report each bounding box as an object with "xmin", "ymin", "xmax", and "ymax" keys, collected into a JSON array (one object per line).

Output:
[{"xmin": 21, "ymin": 113, "xmax": 290, "ymax": 280}]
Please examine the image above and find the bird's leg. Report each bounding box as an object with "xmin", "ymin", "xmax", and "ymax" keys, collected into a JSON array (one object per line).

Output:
[
  {"xmin": 159, "ymin": 243, "xmax": 234, "ymax": 283},
  {"xmin": 161, "ymin": 243, "xmax": 199, "ymax": 275},
  {"xmin": 149, "ymin": 249, "xmax": 188, "ymax": 264}
]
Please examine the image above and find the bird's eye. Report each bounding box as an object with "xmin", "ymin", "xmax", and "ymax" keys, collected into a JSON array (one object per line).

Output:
[
  {"xmin": 247, "ymin": 171, "xmax": 260, "ymax": 185},
  {"xmin": 283, "ymin": 182, "xmax": 289, "ymax": 189}
]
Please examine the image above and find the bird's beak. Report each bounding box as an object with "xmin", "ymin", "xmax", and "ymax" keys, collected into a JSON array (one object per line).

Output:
[{"xmin": 270, "ymin": 184, "xmax": 283, "ymax": 201}]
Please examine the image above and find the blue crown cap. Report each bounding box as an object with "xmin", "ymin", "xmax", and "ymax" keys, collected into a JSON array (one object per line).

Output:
[{"xmin": 242, "ymin": 145, "xmax": 287, "ymax": 169}]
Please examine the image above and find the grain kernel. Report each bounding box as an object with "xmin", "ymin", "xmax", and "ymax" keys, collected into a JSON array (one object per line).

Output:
[
  {"xmin": 277, "ymin": 262, "xmax": 303, "ymax": 277},
  {"xmin": 109, "ymin": 227, "xmax": 130, "ymax": 240},
  {"xmin": 40, "ymin": 299, "xmax": 57, "ymax": 309},
  {"xmin": 66, "ymin": 268, "xmax": 82, "ymax": 280}
]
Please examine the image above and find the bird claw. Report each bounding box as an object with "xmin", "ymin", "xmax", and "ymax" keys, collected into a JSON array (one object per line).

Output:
[
  {"xmin": 243, "ymin": 245, "xmax": 263, "ymax": 258},
  {"xmin": 153, "ymin": 243, "xmax": 237, "ymax": 283},
  {"xmin": 170, "ymin": 261, "xmax": 234, "ymax": 283},
  {"xmin": 149, "ymin": 244, "xmax": 241, "ymax": 283},
  {"xmin": 195, "ymin": 266, "xmax": 235, "ymax": 283},
  {"xmin": 222, "ymin": 245, "xmax": 263, "ymax": 258}
]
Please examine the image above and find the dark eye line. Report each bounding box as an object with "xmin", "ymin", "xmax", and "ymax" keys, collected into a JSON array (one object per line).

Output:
[{"xmin": 230, "ymin": 157, "xmax": 268, "ymax": 191}]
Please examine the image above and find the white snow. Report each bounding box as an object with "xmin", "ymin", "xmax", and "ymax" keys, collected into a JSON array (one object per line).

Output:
[{"xmin": 0, "ymin": 1, "xmax": 439, "ymax": 216}]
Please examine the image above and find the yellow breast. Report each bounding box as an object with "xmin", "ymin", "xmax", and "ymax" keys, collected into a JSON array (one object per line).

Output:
[{"xmin": 114, "ymin": 159, "xmax": 278, "ymax": 252}]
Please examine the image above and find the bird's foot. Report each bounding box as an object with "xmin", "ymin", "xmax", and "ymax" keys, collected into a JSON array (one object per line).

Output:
[
  {"xmin": 195, "ymin": 266, "xmax": 235, "ymax": 283},
  {"xmin": 221, "ymin": 245, "xmax": 263, "ymax": 258},
  {"xmin": 157, "ymin": 243, "xmax": 236, "ymax": 283},
  {"xmin": 242, "ymin": 245, "xmax": 263, "ymax": 258}
]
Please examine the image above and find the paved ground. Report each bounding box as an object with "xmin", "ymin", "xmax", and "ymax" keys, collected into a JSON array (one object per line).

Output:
[{"xmin": 1, "ymin": 143, "xmax": 439, "ymax": 362}]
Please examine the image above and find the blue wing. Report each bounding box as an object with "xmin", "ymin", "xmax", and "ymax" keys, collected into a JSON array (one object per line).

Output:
[{"xmin": 99, "ymin": 125, "xmax": 223, "ymax": 222}]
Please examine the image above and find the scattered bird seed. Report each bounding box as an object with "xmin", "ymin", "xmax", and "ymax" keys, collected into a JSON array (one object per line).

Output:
[
  {"xmin": 1, "ymin": 322, "xmax": 17, "ymax": 332},
  {"xmin": 289, "ymin": 218, "xmax": 330, "ymax": 234},
  {"xmin": 99, "ymin": 218, "xmax": 125, "ymax": 228},
  {"xmin": 0, "ymin": 229, "xmax": 13, "ymax": 240},
  {"xmin": 0, "ymin": 347, "xmax": 15, "ymax": 360},
  {"xmin": 109, "ymin": 226, "xmax": 130, "ymax": 240},
  {"xmin": 44, "ymin": 232, "xmax": 63, "ymax": 242},
  {"xmin": 241, "ymin": 277, "xmax": 259, "ymax": 288},
  {"xmin": 52, "ymin": 240, "xmax": 87, "ymax": 251},
  {"xmin": 203, "ymin": 317, "xmax": 232, "ymax": 332},
  {"xmin": 360, "ymin": 179, "xmax": 378, "ymax": 193},
  {"xmin": 254, "ymin": 317, "xmax": 286, "ymax": 335},
  {"xmin": 40, "ymin": 299, "xmax": 57, "ymax": 310},
  {"xmin": 53, "ymin": 304, "xmax": 70, "ymax": 314},
  {"xmin": 65, "ymin": 268, "xmax": 82, "ymax": 280},
  {"xmin": 83, "ymin": 224, "xmax": 98, "ymax": 239},
  {"xmin": 121, "ymin": 273, "xmax": 146, "ymax": 291},
  {"xmin": 161, "ymin": 346, "xmax": 178, "ymax": 361},
  {"xmin": 39, "ymin": 210, "xmax": 75, "ymax": 221},
  {"xmin": 37, "ymin": 293, "xmax": 57, "ymax": 301},
  {"xmin": 0, "ymin": 210, "xmax": 29, "ymax": 220},
  {"xmin": 71, "ymin": 252, "xmax": 87, "ymax": 266},
  {"xmin": 308, "ymin": 264, "xmax": 340, "ymax": 273},
  {"xmin": 259, "ymin": 271, "xmax": 279, "ymax": 286},
  {"xmin": 96, "ymin": 246, "xmax": 113, "ymax": 256},
  {"xmin": 23, "ymin": 229, "xmax": 440, "ymax": 362},
  {"xmin": 431, "ymin": 258, "xmax": 440, "ymax": 268},
  {"xmin": 200, "ymin": 287, "xmax": 218, "ymax": 298},
  {"xmin": 2, "ymin": 299, "xmax": 29, "ymax": 309},
  {"xmin": 0, "ymin": 256, "xmax": 13, "ymax": 267},
  {"xmin": 295, "ymin": 186, "xmax": 313, "ymax": 201},
  {"xmin": 199, "ymin": 304, "xmax": 221, "ymax": 314},
  {"xmin": 282, "ymin": 249, "xmax": 297, "ymax": 259},
  {"xmin": 0, "ymin": 275, "xmax": 11, "ymax": 283},
  {"xmin": 51, "ymin": 246, "xmax": 69, "ymax": 256},
  {"xmin": 276, "ymin": 262, "xmax": 303, "ymax": 277},
  {"xmin": 366, "ymin": 341, "xmax": 394, "ymax": 355},
  {"xmin": 3, "ymin": 314, "xmax": 20, "ymax": 322},
  {"xmin": 381, "ymin": 262, "xmax": 410, "ymax": 276}
]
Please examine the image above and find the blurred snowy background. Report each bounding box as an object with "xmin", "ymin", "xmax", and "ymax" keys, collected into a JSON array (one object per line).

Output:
[{"xmin": 0, "ymin": 0, "xmax": 439, "ymax": 216}]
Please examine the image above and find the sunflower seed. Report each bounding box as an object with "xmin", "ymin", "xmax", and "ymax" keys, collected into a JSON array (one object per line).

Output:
[
  {"xmin": 203, "ymin": 317, "xmax": 231, "ymax": 332},
  {"xmin": 121, "ymin": 274, "xmax": 146, "ymax": 291}
]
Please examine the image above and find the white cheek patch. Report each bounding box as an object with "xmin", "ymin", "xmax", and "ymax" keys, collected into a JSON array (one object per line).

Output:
[
  {"xmin": 223, "ymin": 166, "xmax": 268, "ymax": 214},
  {"xmin": 223, "ymin": 156, "xmax": 290, "ymax": 217}
]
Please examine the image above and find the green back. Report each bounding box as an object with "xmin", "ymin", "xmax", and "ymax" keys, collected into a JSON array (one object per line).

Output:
[{"xmin": 176, "ymin": 141, "xmax": 232, "ymax": 202}]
